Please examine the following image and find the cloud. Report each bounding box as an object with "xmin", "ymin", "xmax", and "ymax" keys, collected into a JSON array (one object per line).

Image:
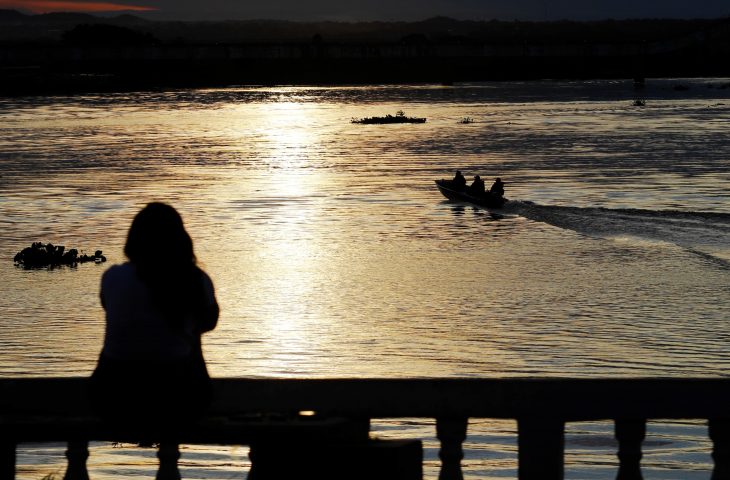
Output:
[{"xmin": 0, "ymin": 0, "xmax": 157, "ymax": 13}]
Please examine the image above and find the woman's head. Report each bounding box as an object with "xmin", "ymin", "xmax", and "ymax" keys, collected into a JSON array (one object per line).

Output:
[
  {"xmin": 124, "ymin": 202, "xmax": 196, "ymax": 267},
  {"xmin": 123, "ymin": 203, "xmax": 205, "ymax": 325}
]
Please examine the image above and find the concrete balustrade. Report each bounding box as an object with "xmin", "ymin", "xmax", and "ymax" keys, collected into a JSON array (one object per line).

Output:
[{"xmin": 1, "ymin": 378, "xmax": 729, "ymax": 479}]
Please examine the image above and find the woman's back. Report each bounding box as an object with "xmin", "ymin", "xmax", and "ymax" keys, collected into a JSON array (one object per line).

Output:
[{"xmin": 100, "ymin": 262, "xmax": 216, "ymax": 362}]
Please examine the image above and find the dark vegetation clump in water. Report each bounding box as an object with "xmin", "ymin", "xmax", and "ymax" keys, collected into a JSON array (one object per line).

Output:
[
  {"xmin": 14, "ymin": 242, "xmax": 106, "ymax": 268},
  {"xmin": 351, "ymin": 110, "xmax": 427, "ymax": 124}
]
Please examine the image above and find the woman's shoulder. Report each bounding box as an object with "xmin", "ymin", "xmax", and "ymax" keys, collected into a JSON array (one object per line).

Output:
[
  {"xmin": 102, "ymin": 262, "xmax": 137, "ymax": 284},
  {"xmin": 196, "ymin": 267, "xmax": 213, "ymax": 283},
  {"xmin": 103, "ymin": 262, "xmax": 134, "ymax": 274},
  {"xmin": 196, "ymin": 266, "xmax": 215, "ymax": 286}
]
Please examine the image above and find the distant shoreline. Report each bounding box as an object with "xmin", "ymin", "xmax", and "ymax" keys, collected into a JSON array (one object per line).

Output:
[
  {"xmin": 2, "ymin": 42, "xmax": 729, "ymax": 96},
  {"xmin": 2, "ymin": 12, "xmax": 729, "ymax": 96}
]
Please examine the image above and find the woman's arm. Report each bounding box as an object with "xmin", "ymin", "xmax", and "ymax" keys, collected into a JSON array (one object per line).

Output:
[
  {"xmin": 198, "ymin": 301, "xmax": 219, "ymax": 334},
  {"xmin": 196, "ymin": 271, "xmax": 219, "ymax": 333}
]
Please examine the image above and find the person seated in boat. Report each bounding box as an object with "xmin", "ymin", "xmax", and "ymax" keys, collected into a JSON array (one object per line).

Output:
[
  {"xmin": 469, "ymin": 175, "xmax": 485, "ymax": 195},
  {"xmin": 489, "ymin": 177, "xmax": 505, "ymax": 198},
  {"xmin": 452, "ymin": 170, "xmax": 466, "ymax": 190}
]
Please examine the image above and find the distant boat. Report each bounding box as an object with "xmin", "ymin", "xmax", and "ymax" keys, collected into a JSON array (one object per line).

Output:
[
  {"xmin": 351, "ymin": 110, "xmax": 426, "ymax": 124},
  {"xmin": 435, "ymin": 179, "xmax": 506, "ymax": 209}
]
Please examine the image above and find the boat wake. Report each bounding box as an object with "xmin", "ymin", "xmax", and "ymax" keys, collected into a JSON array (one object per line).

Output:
[{"xmin": 505, "ymin": 201, "xmax": 730, "ymax": 266}]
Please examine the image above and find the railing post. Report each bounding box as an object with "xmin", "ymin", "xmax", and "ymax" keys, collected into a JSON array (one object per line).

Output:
[
  {"xmin": 1, "ymin": 441, "xmax": 15, "ymax": 480},
  {"xmin": 64, "ymin": 441, "xmax": 89, "ymax": 480},
  {"xmin": 436, "ymin": 417, "xmax": 468, "ymax": 480},
  {"xmin": 615, "ymin": 419, "xmax": 646, "ymax": 480},
  {"xmin": 710, "ymin": 418, "xmax": 730, "ymax": 480},
  {"xmin": 517, "ymin": 417, "xmax": 564, "ymax": 480},
  {"xmin": 156, "ymin": 443, "xmax": 181, "ymax": 480}
]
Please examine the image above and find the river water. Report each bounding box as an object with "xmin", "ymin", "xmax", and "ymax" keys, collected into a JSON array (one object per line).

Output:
[{"xmin": 1, "ymin": 79, "xmax": 729, "ymax": 478}]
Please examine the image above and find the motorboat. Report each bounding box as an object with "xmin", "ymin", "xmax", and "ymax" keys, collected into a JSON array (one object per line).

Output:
[{"xmin": 435, "ymin": 179, "xmax": 506, "ymax": 208}]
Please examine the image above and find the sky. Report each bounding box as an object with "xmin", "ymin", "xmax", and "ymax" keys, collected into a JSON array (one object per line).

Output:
[{"xmin": 2, "ymin": 0, "xmax": 729, "ymax": 21}]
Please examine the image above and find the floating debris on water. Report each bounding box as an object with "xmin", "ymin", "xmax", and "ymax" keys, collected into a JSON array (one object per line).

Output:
[
  {"xmin": 14, "ymin": 242, "xmax": 107, "ymax": 268},
  {"xmin": 458, "ymin": 117, "xmax": 475, "ymax": 124},
  {"xmin": 351, "ymin": 110, "xmax": 426, "ymax": 124},
  {"xmin": 632, "ymin": 99, "xmax": 646, "ymax": 107}
]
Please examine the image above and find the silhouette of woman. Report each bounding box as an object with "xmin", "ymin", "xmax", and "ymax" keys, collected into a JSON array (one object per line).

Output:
[{"xmin": 91, "ymin": 202, "xmax": 219, "ymax": 431}]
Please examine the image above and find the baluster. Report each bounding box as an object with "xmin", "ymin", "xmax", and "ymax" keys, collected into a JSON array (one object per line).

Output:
[
  {"xmin": 615, "ymin": 419, "xmax": 646, "ymax": 480},
  {"xmin": 436, "ymin": 417, "xmax": 468, "ymax": 480},
  {"xmin": 156, "ymin": 443, "xmax": 181, "ymax": 480},
  {"xmin": 517, "ymin": 417, "xmax": 564, "ymax": 480},
  {"xmin": 64, "ymin": 441, "xmax": 89, "ymax": 480},
  {"xmin": 1, "ymin": 441, "xmax": 15, "ymax": 480},
  {"xmin": 710, "ymin": 418, "xmax": 730, "ymax": 480}
]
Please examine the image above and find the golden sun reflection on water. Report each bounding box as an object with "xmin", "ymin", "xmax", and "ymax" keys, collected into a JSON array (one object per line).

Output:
[
  {"xmin": 250, "ymin": 205, "xmax": 325, "ymax": 373},
  {"xmin": 243, "ymin": 101, "xmax": 320, "ymax": 168},
  {"xmin": 203, "ymin": 100, "xmax": 338, "ymax": 375}
]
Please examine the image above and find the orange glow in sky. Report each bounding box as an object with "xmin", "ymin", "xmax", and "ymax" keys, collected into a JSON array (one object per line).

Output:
[{"xmin": 0, "ymin": 0, "xmax": 157, "ymax": 12}]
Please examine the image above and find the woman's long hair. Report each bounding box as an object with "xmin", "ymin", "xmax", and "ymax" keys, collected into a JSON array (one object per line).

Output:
[{"xmin": 124, "ymin": 202, "xmax": 206, "ymax": 329}]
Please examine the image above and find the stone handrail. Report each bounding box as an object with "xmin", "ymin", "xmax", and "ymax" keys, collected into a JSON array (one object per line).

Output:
[{"xmin": 1, "ymin": 377, "xmax": 729, "ymax": 479}]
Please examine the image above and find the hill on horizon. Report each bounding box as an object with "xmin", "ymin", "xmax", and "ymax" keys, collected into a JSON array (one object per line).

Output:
[{"xmin": 0, "ymin": 9, "xmax": 728, "ymax": 46}]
